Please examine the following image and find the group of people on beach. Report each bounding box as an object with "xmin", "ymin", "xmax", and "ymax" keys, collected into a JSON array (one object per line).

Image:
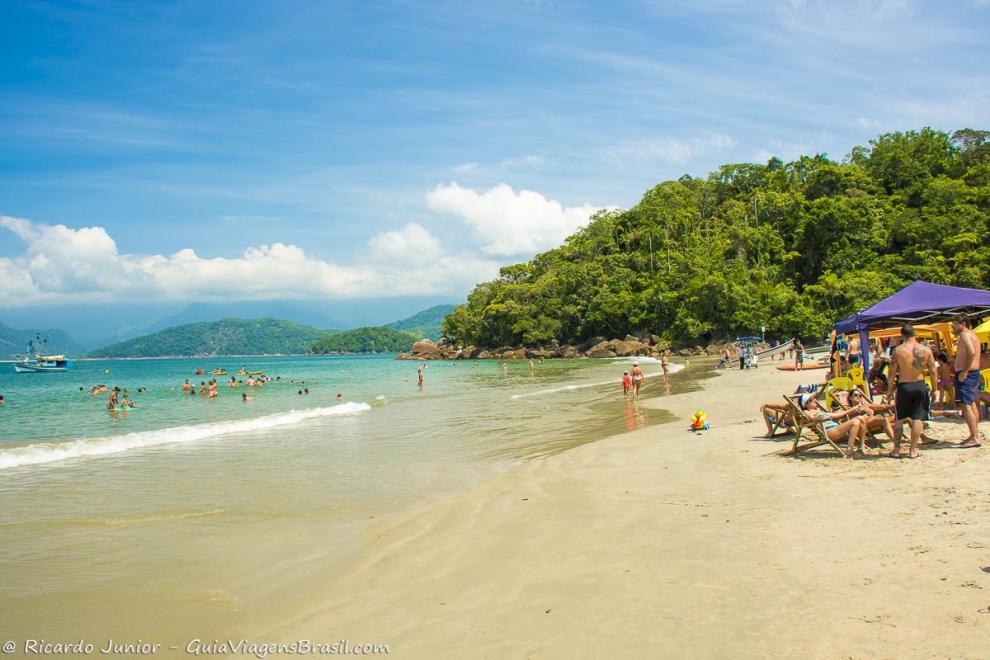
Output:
[{"xmin": 763, "ymin": 314, "xmax": 986, "ymax": 459}]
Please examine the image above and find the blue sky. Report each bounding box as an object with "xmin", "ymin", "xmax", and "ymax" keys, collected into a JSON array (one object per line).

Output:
[{"xmin": 1, "ymin": 0, "xmax": 988, "ymax": 317}]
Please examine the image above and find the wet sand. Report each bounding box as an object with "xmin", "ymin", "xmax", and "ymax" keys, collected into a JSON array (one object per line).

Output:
[{"xmin": 268, "ymin": 361, "xmax": 990, "ymax": 658}]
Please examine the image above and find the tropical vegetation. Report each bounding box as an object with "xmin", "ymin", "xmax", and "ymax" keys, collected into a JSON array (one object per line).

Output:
[
  {"xmin": 442, "ymin": 128, "xmax": 990, "ymax": 347},
  {"xmin": 310, "ymin": 326, "xmax": 417, "ymax": 353}
]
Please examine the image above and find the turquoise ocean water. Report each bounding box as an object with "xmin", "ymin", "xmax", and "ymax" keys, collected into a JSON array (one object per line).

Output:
[{"xmin": 0, "ymin": 354, "xmax": 683, "ymax": 641}]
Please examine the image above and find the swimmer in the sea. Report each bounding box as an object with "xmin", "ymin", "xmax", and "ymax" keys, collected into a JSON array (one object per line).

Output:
[
  {"xmin": 336, "ymin": 393, "xmax": 343, "ymax": 401},
  {"xmin": 242, "ymin": 393, "xmax": 251, "ymax": 402}
]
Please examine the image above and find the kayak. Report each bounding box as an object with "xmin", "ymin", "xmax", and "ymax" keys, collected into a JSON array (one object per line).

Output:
[{"xmin": 776, "ymin": 364, "xmax": 828, "ymax": 371}]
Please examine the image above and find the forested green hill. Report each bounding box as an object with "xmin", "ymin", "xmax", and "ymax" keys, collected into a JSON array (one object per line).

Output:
[
  {"xmin": 89, "ymin": 318, "xmax": 328, "ymax": 357},
  {"xmin": 310, "ymin": 327, "xmax": 417, "ymax": 353},
  {"xmin": 442, "ymin": 128, "xmax": 990, "ymax": 347},
  {"xmin": 384, "ymin": 304, "xmax": 455, "ymax": 340}
]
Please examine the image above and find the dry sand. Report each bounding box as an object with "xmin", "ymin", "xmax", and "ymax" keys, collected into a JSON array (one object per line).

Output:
[{"xmin": 268, "ymin": 363, "xmax": 990, "ymax": 659}]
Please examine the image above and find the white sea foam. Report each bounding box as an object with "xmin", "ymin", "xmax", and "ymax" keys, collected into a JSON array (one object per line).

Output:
[
  {"xmin": 510, "ymin": 364, "xmax": 684, "ymax": 400},
  {"xmin": 0, "ymin": 402, "xmax": 371, "ymax": 470}
]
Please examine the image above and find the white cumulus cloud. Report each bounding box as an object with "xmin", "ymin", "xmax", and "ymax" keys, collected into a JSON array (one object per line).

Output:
[
  {"xmin": 426, "ymin": 183, "xmax": 601, "ymax": 256},
  {"xmin": 367, "ymin": 223, "xmax": 442, "ymax": 263},
  {"xmin": 0, "ymin": 215, "xmax": 499, "ymax": 306}
]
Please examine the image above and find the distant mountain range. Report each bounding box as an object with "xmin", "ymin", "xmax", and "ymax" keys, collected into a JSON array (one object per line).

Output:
[
  {"xmin": 0, "ymin": 296, "xmax": 459, "ymax": 348},
  {"xmin": 0, "ymin": 322, "xmax": 85, "ymax": 359},
  {"xmin": 384, "ymin": 304, "xmax": 454, "ymax": 341},
  {"xmin": 142, "ymin": 302, "xmax": 343, "ymax": 335},
  {"xmin": 83, "ymin": 305, "xmax": 454, "ymax": 357},
  {"xmin": 88, "ymin": 318, "xmax": 332, "ymax": 358}
]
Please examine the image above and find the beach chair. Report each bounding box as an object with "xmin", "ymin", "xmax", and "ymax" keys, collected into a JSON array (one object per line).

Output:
[
  {"xmin": 846, "ymin": 366, "xmax": 869, "ymax": 396},
  {"xmin": 823, "ymin": 377, "xmax": 853, "ymax": 410},
  {"xmin": 766, "ymin": 405, "xmax": 796, "ymax": 437},
  {"xmin": 828, "ymin": 386, "xmax": 887, "ymax": 448},
  {"xmin": 778, "ymin": 394, "xmax": 845, "ymax": 457}
]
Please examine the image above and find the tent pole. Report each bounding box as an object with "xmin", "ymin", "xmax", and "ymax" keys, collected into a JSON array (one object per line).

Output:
[{"xmin": 859, "ymin": 325, "xmax": 872, "ymax": 400}]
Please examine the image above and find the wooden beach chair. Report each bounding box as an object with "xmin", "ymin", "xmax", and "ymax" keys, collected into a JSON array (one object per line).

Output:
[
  {"xmin": 766, "ymin": 406, "xmax": 796, "ymax": 437},
  {"xmin": 778, "ymin": 394, "xmax": 845, "ymax": 457}
]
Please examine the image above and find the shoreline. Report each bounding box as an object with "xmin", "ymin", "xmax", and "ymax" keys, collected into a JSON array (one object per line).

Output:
[{"xmin": 266, "ymin": 361, "xmax": 990, "ymax": 658}]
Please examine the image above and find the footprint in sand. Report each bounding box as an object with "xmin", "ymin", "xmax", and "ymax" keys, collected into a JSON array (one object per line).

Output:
[
  {"xmin": 960, "ymin": 581, "xmax": 983, "ymax": 589},
  {"xmin": 967, "ymin": 542, "xmax": 985, "ymax": 549}
]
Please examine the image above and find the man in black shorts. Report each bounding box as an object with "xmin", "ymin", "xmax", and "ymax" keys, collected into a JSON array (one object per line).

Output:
[{"xmin": 886, "ymin": 324, "xmax": 939, "ymax": 458}]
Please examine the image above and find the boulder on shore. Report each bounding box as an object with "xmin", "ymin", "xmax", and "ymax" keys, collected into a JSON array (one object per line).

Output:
[
  {"xmin": 412, "ymin": 339, "xmax": 439, "ymax": 355},
  {"xmin": 577, "ymin": 336, "xmax": 607, "ymax": 352}
]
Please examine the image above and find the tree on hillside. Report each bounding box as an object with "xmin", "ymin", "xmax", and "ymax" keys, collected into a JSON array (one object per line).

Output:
[{"xmin": 442, "ymin": 128, "xmax": 990, "ymax": 348}]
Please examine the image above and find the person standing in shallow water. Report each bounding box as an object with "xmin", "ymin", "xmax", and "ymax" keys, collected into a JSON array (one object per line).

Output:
[
  {"xmin": 630, "ymin": 362, "xmax": 645, "ymax": 400},
  {"xmin": 661, "ymin": 351, "xmax": 670, "ymax": 384},
  {"xmin": 417, "ymin": 368, "xmax": 424, "ymax": 390}
]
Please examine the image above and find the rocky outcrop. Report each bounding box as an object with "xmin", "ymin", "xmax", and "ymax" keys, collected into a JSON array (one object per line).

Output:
[
  {"xmin": 397, "ymin": 335, "xmax": 720, "ymax": 361},
  {"xmin": 412, "ymin": 339, "xmax": 439, "ymax": 355}
]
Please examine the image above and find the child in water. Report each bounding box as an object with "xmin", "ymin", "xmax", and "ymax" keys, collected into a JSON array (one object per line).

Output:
[{"xmin": 622, "ymin": 371, "xmax": 631, "ymax": 399}]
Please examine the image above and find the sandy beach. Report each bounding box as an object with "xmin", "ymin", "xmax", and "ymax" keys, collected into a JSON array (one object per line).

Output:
[{"xmin": 267, "ymin": 361, "xmax": 990, "ymax": 659}]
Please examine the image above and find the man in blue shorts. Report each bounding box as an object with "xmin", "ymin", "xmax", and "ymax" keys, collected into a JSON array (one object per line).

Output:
[{"xmin": 952, "ymin": 314, "xmax": 982, "ymax": 448}]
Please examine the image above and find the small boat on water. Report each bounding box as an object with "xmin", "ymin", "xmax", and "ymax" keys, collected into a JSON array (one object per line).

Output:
[
  {"xmin": 12, "ymin": 335, "xmax": 73, "ymax": 373},
  {"xmin": 212, "ymin": 369, "xmax": 228, "ymax": 376},
  {"xmin": 13, "ymin": 354, "xmax": 73, "ymax": 373}
]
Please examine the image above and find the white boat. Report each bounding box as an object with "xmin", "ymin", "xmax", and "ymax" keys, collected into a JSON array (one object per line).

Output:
[{"xmin": 13, "ymin": 354, "xmax": 73, "ymax": 373}]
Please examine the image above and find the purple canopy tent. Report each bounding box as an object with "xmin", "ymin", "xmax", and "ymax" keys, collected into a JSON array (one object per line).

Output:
[{"xmin": 834, "ymin": 280, "xmax": 990, "ymax": 377}]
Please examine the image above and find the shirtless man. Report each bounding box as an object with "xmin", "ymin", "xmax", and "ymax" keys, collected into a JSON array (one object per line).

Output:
[
  {"xmin": 886, "ymin": 324, "xmax": 939, "ymax": 458},
  {"xmin": 630, "ymin": 361, "xmax": 645, "ymax": 399},
  {"xmin": 952, "ymin": 314, "xmax": 982, "ymax": 448}
]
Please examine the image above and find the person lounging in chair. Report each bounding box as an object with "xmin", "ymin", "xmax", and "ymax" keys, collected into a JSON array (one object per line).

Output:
[
  {"xmin": 845, "ymin": 389, "xmax": 895, "ymax": 442},
  {"xmin": 761, "ymin": 383, "xmax": 826, "ymax": 436},
  {"xmin": 800, "ymin": 392, "xmax": 868, "ymax": 458}
]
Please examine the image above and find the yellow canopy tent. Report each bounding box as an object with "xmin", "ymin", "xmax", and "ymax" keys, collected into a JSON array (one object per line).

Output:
[{"xmin": 974, "ymin": 317, "xmax": 990, "ymax": 343}]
